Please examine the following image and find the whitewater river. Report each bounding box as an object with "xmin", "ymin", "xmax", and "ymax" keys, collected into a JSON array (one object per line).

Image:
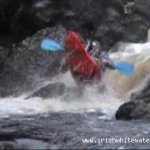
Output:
[
  {"xmin": 0, "ymin": 35, "xmax": 150, "ymax": 149},
  {"xmin": 0, "ymin": 39, "xmax": 150, "ymax": 118}
]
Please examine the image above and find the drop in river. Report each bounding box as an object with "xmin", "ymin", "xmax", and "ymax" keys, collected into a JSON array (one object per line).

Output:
[
  {"xmin": 1, "ymin": 39, "xmax": 150, "ymax": 118},
  {"xmin": 0, "ymin": 34, "xmax": 150, "ymax": 149}
]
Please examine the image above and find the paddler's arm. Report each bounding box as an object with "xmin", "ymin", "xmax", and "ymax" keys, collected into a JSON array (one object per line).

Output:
[
  {"xmin": 60, "ymin": 56, "xmax": 69, "ymax": 73},
  {"xmin": 92, "ymin": 57, "xmax": 115, "ymax": 70},
  {"xmin": 60, "ymin": 51, "xmax": 75, "ymax": 73},
  {"xmin": 101, "ymin": 58, "xmax": 115, "ymax": 70},
  {"xmin": 60, "ymin": 50, "xmax": 76, "ymax": 73}
]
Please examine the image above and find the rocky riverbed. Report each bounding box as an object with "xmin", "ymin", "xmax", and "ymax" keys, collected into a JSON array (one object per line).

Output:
[
  {"xmin": 0, "ymin": 0, "xmax": 150, "ymax": 149},
  {"xmin": 1, "ymin": 113, "xmax": 150, "ymax": 149}
]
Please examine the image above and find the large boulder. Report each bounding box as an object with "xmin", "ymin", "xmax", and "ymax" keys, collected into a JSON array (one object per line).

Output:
[
  {"xmin": 0, "ymin": 0, "xmax": 72, "ymax": 40},
  {"xmin": 0, "ymin": 25, "xmax": 66, "ymax": 97},
  {"xmin": 116, "ymin": 74, "xmax": 150, "ymax": 120},
  {"xmin": 27, "ymin": 82, "xmax": 66, "ymax": 99}
]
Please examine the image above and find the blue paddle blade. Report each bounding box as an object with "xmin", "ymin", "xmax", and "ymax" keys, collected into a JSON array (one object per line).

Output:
[
  {"xmin": 100, "ymin": 52, "xmax": 135, "ymax": 76},
  {"xmin": 41, "ymin": 39, "xmax": 63, "ymax": 52},
  {"xmin": 113, "ymin": 61, "xmax": 135, "ymax": 76}
]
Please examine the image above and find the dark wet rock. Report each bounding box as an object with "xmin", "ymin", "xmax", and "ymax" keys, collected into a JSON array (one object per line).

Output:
[
  {"xmin": 0, "ymin": 25, "xmax": 66, "ymax": 97},
  {"xmin": 0, "ymin": 0, "xmax": 150, "ymax": 47},
  {"xmin": 6, "ymin": 25, "xmax": 65, "ymax": 78},
  {"xmin": 115, "ymin": 102, "xmax": 137, "ymax": 120},
  {"xmin": 28, "ymin": 82, "xmax": 66, "ymax": 99},
  {"xmin": 130, "ymin": 78, "xmax": 150, "ymax": 102},
  {"xmin": 65, "ymin": 0, "xmax": 150, "ymax": 49},
  {"xmin": 10, "ymin": 0, "xmax": 68, "ymax": 41},
  {"xmin": 0, "ymin": 0, "xmax": 19, "ymax": 34},
  {"xmin": 0, "ymin": 0, "xmax": 149, "ymax": 68},
  {"xmin": 0, "ymin": 0, "xmax": 70, "ymax": 40},
  {"xmin": 1, "ymin": 114, "xmax": 150, "ymax": 149},
  {"xmin": 95, "ymin": 23, "xmax": 125, "ymax": 50},
  {"xmin": 0, "ymin": 46, "xmax": 11, "ymax": 70},
  {"xmin": 116, "ymin": 75, "xmax": 150, "ymax": 120},
  {"xmin": 134, "ymin": 0, "xmax": 150, "ymax": 20}
]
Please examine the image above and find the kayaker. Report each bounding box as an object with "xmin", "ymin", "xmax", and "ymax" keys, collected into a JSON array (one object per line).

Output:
[
  {"xmin": 87, "ymin": 40, "xmax": 115, "ymax": 71},
  {"xmin": 60, "ymin": 31, "xmax": 101, "ymax": 87}
]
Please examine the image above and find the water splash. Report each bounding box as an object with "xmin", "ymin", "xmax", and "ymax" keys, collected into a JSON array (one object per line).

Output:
[
  {"xmin": 0, "ymin": 73, "xmax": 122, "ymax": 119},
  {"xmin": 105, "ymin": 40, "xmax": 150, "ymax": 98},
  {"xmin": 0, "ymin": 33, "xmax": 150, "ymax": 119}
]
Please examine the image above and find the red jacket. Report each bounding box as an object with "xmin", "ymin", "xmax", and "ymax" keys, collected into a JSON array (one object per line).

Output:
[{"xmin": 61, "ymin": 31, "xmax": 101, "ymax": 85}]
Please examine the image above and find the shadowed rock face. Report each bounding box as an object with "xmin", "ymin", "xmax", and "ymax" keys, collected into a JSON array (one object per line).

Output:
[
  {"xmin": 116, "ymin": 74, "xmax": 150, "ymax": 120},
  {"xmin": 0, "ymin": 0, "xmax": 72, "ymax": 40},
  {"xmin": 0, "ymin": 0, "xmax": 150, "ymax": 75},
  {"xmin": 0, "ymin": 0, "xmax": 149, "ymax": 56},
  {"xmin": 0, "ymin": 25, "xmax": 66, "ymax": 97},
  {"xmin": 27, "ymin": 82, "xmax": 66, "ymax": 99},
  {"xmin": 0, "ymin": 0, "xmax": 150, "ymax": 44}
]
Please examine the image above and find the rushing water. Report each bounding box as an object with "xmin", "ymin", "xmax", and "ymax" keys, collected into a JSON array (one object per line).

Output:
[
  {"xmin": 0, "ymin": 35, "xmax": 150, "ymax": 119},
  {"xmin": 0, "ymin": 73, "xmax": 122, "ymax": 119}
]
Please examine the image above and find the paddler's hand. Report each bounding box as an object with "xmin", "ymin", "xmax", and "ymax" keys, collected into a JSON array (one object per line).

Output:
[
  {"xmin": 59, "ymin": 57, "xmax": 69, "ymax": 73},
  {"xmin": 102, "ymin": 59, "xmax": 115, "ymax": 70}
]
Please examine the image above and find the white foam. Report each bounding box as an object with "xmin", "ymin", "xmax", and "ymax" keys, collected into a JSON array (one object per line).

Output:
[
  {"xmin": 1, "ymin": 30, "xmax": 150, "ymax": 119},
  {"xmin": 0, "ymin": 74, "xmax": 122, "ymax": 118},
  {"xmin": 105, "ymin": 38, "xmax": 150, "ymax": 99}
]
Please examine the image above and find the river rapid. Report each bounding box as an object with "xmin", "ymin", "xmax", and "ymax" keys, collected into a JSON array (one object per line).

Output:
[{"xmin": 0, "ymin": 31, "xmax": 150, "ymax": 149}]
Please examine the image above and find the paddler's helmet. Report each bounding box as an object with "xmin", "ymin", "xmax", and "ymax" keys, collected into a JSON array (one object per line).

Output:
[{"xmin": 89, "ymin": 40, "xmax": 102, "ymax": 57}]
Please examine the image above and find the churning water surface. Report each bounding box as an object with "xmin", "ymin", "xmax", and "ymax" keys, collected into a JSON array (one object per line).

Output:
[{"xmin": 0, "ymin": 36, "xmax": 150, "ymax": 119}]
